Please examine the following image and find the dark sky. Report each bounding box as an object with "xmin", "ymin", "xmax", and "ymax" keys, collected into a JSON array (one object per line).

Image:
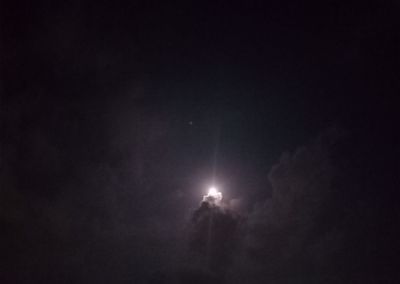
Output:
[{"xmin": 1, "ymin": 1, "xmax": 399, "ymax": 283}]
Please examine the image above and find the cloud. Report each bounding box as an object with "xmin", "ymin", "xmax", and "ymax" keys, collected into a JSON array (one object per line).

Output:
[
  {"xmin": 181, "ymin": 199, "xmax": 241, "ymax": 282},
  {"xmin": 227, "ymin": 128, "xmax": 346, "ymax": 283}
]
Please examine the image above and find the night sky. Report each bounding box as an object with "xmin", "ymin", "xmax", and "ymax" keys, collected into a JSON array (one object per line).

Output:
[{"xmin": 1, "ymin": 1, "xmax": 399, "ymax": 283}]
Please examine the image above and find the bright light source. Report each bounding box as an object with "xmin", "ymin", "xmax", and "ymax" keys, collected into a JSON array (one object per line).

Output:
[
  {"xmin": 208, "ymin": 186, "xmax": 218, "ymax": 196},
  {"xmin": 203, "ymin": 186, "xmax": 222, "ymax": 205}
]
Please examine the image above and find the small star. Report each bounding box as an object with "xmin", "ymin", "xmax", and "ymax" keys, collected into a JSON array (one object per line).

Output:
[{"xmin": 188, "ymin": 121, "xmax": 193, "ymax": 125}]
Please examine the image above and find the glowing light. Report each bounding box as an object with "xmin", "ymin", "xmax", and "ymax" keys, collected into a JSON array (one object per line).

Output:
[
  {"xmin": 203, "ymin": 186, "xmax": 222, "ymax": 205},
  {"xmin": 208, "ymin": 186, "xmax": 218, "ymax": 196}
]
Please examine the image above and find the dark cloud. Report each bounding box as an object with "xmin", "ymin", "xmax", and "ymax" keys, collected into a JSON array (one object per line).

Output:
[
  {"xmin": 189, "ymin": 201, "xmax": 241, "ymax": 274},
  {"xmin": 226, "ymin": 126, "xmax": 398, "ymax": 283},
  {"xmin": 1, "ymin": 116, "xmax": 398, "ymax": 283},
  {"xmin": 228, "ymin": 128, "xmax": 344, "ymax": 283}
]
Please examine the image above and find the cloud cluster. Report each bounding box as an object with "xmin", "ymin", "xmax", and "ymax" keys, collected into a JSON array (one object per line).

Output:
[
  {"xmin": 2, "ymin": 111, "xmax": 397, "ymax": 283},
  {"xmin": 226, "ymin": 128, "xmax": 346, "ymax": 283}
]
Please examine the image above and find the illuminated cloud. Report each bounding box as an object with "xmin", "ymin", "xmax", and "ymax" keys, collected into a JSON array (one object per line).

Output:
[{"xmin": 203, "ymin": 186, "xmax": 223, "ymax": 205}]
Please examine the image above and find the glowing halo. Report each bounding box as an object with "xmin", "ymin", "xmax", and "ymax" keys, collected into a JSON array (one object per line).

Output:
[
  {"xmin": 203, "ymin": 186, "xmax": 222, "ymax": 205},
  {"xmin": 208, "ymin": 186, "xmax": 218, "ymax": 196}
]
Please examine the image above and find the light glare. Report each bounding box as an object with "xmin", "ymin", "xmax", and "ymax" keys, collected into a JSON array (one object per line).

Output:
[
  {"xmin": 203, "ymin": 186, "xmax": 223, "ymax": 205},
  {"xmin": 208, "ymin": 186, "xmax": 218, "ymax": 196}
]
